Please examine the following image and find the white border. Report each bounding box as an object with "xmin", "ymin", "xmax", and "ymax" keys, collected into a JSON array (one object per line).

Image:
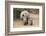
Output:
[{"xmin": 10, "ymin": 5, "xmax": 42, "ymax": 32}]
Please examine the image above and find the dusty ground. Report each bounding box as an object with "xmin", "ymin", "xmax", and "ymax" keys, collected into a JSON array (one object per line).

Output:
[{"xmin": 13, "ymin": 14, "xmax": 39, "ymax": 28}]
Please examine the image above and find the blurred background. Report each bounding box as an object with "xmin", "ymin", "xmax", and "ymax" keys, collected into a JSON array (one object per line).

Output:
[{"xmin": 13, "ymin": 8, "xmax": 39, "ymax": 20}]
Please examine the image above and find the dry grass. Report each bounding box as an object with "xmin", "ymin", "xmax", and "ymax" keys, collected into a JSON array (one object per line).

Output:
[{"xmin": 13, "ymin": 13, "xmax": 39, "ymax": 28}]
